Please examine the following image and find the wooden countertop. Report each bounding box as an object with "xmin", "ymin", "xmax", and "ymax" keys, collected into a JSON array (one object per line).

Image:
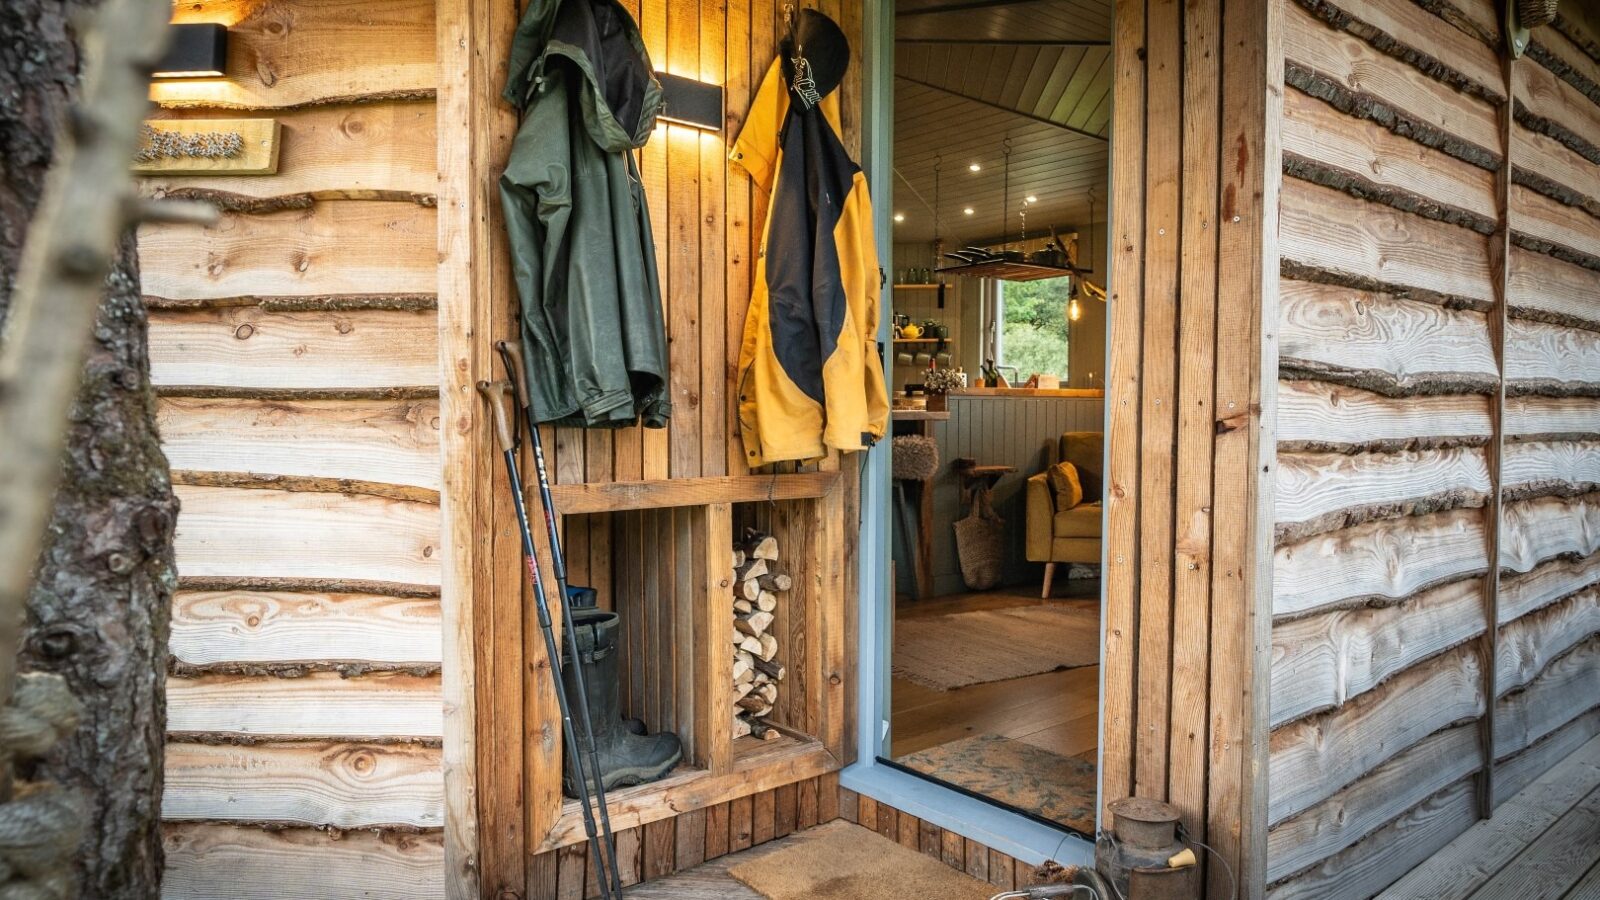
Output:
[
  {"xmin": 952, "ymin": 387, "xmax": 1106, "ymax": 399},
  {"xmin": 891, "ymin": 409, "xmax": 951, "ymax": 421}
]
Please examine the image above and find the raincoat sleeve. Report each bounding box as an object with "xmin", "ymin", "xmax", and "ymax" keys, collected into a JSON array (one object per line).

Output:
[{"xmin": 499, "ymin": 75, "xmax": 575, "ymax": 420}]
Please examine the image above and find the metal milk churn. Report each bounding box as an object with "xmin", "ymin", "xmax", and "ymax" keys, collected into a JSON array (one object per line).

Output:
[{"xmin": 1094, "ymin": 797, "xmax": 1201, "ymax": 900}]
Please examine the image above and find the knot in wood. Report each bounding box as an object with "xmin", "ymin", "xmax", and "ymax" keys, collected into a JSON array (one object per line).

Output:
[{"xmin": 234, "ymin": 323, "xmax": 255, "ymax": 340}]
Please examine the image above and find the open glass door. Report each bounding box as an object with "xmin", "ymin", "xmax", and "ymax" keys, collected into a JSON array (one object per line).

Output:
[{"xmin": 876, "ymin": 0, "xmax": 1114, "ymax": 840}]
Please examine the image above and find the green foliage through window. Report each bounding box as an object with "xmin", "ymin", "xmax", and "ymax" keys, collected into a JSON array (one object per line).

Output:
[{"xmin": 998, "ymin": 277, "xmax": 1071, "ymax": 380}]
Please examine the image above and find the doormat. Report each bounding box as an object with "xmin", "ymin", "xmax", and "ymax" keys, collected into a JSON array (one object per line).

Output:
[
  {"xmin": 893, "ymin": 603, "xmax": 1099, "ymax": 691},
  {"xmin": 895, "ymin": 734, "xmax": 1098, "ymax": 834},
  {"xmin": 727, "ymin": 820, "xmax": 994, "ymax": 900}
]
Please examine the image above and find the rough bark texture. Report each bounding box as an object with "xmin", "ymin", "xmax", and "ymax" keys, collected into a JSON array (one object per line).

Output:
[{"xmin": 0, "ymin": 1, "xmax": 177, "ymax": 897}]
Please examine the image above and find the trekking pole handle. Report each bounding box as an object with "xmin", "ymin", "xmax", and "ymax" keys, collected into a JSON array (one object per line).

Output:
[
  {"xmin": 495, "ymin": 340, "xmax": 532, "ymax": 411},
  {"xmin": 477, "ymin": 380, "xmax": 518, "ymax": 453}
]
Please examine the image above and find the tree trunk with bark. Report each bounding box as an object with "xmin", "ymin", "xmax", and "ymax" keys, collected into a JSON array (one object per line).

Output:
[{"xmin": 0, "ymin": 2, "xmax": 177, "ymax": 896}]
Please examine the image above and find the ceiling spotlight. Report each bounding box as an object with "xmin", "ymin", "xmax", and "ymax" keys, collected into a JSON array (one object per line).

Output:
[
  {"xmin": 893, "ymin": 212, "xmax": 906, "ymax": 223},
  {"xmin": 968, "ymin": 163, "xmax": 982, "ymax": 172},
  {"xmin": 1025, "ymin": 195, "xmax": 1038, "ymax": 204},
  {"xmin": 963, "ymin": 207, "xmax": 975, "ymax": 216}
]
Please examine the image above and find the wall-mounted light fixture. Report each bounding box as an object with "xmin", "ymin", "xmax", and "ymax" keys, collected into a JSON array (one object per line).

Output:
[
  {"xmin": 153, "ymin": 23, "xmax": 228, "ymax": 78},
  {"xmin": 656, "ymin": 72, "xmax": 724, "ymax": 131}
]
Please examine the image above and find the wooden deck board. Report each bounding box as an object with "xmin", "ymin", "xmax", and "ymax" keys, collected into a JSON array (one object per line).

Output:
[{"xmin": 1380, "ymin": 733, "xmax": 1600, "ymax": 900}]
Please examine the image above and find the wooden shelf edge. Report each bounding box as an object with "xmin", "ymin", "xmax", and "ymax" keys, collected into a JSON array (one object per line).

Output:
[
  {"xmin": 547, "ymin": 472, "xmax": 840, "ymax": 515},
  {"xmin": 534, "ymin": 738, "xmax": 837, "ymax": 852}
]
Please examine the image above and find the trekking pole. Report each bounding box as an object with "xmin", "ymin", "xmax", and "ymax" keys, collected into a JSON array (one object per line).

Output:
[
  {"xmin": 495, "ymin": 340, "xmax": 625, "ymax": 897},
  {"xmin": 477, "ymin": 379, "xmax": 618, "ymax": 900}
]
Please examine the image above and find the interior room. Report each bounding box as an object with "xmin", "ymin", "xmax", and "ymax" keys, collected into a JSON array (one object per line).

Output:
[{"xmin": 884, "ymin": 0, "xmax": 1112, "ymax": 836}]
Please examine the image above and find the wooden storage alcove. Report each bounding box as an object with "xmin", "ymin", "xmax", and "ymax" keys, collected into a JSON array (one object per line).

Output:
[{"xmin": 533, "ymin": 473, "xmax": 849, "ymax": 852}]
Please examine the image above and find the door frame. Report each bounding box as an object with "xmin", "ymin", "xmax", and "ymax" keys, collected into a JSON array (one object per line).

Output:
[{"xmin": 839, "ymin": 0, "xmax": 1101, "ymax": 868}]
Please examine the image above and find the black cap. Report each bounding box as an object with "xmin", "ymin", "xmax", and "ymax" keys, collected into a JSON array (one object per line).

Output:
[{"xmin": 781, "ymin": 9, "xmax": 849, "ymax": 109}]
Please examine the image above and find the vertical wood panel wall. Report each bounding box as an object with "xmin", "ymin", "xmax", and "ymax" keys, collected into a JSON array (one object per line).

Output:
[
  {"xmin": 1101, "ymin": 0, "xmax": 1279, "ymax": 895},
  {"xmin": 439, "ymin": 1, "xmax": 866, "ymax": 897},
  {"xmin": 140, "ymin": 1, "xmax": 448, "ymax": 896},
  {"xmin": 1265, "ymin": 2, "xmax": 1600, "ymax": 897}
]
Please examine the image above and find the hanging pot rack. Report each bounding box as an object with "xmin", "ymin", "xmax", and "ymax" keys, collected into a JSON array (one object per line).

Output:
[{"xmin": 935, "ymin": 136, "xmax": 1092, "ymax": 283}]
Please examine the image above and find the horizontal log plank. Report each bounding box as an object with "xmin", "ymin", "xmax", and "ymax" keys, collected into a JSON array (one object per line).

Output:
[
  {"xmin": 164, "ymin": 741, "xmax": 443, "ymax": 827},
  {"xmin": 1267, "ymin": 777, "xmax": 1476, "ymax": 899},
  {"xmin": 174, "ymin": 485, "xmax": 440, "ymax": 588},
  {"xmin": 1503, "ymin": 440, "xmax": 1600, "ymax": 497},
  {"xmin": 1276, "ymin": 381, "xmax": 1492, "ymax": 451},
  {"xmin": 139, "ymin": 202, "xmax": 436, "ymax": 300},
  {"xmin": 1279, "ymin": 279, "xmax": 1497, "ymax": 393},
  {"xmin": 1273, "ymin": 506, "xmax": 1487, "ymax": 619},
  {"xmin": 1501, "ymin": 492, "xmax": 1600, "ymax": 575},
  {"xmin": 1283, "ymin": 1, "xmax": 1500, "ymax": 156},
  {"xmin": 1497, "ymin": 588, "xmax": 1600, "ymax": 696},
  {"xmin": 1270, "ymin": 577, "xmax": 1483, "ymax": 727},
  {"xmin": 1507, "ymin": 395, "xmax": 1600, "ymax": 439},
  {"xmin": 1281, "ymin": 179, "xmax": 1495, "ymax": 305},
  {"xmin": 547, "ymin": 472, "xmax": 839, "ymax": 515},
  {"xmin": 1266, "ymin": 723, "xmax": 1481, "ymax": 883},
  {"xmin": 1509, "ymin": 246, "xmax": 1600, "ymax": 331},
  {"xmin": 142, "ymin": 102, "xmax": 437, "ymax": 207},
  {"xmin": 162, "ymin": 823, "xmax": 443, "ymax": 900},
  {"xmin": 168, "ymin": 672, "xmax": 443, "ymax": 739},
  {"xmin": 1515, "ymin": 122, "xmax": 1600, "ymax": 217},
  {"xmin": 1282, "ymin": 86, "xmax": 1496, "ymax": 224},
  {"xmin": 1511, "ymin": 182, "xmax": 1600, "ymax": 264},
  {"xmin": 157, "ymin": 397, "xmax": 440, "ymax": 490},
  {"xmin": 1501, "ymin": 550, "xmax": 1600, "ymax": 625},
  {"xmin": 1507, "ymin": 317, "xmax": 1600, "ymax": 394},
  {"xmin": 1268, "ymin": 646, "xmax": 1485, "ymax": 825},
  {"xmin": 1301, "ymin": 0, "xmax": 1503, "ymax": 98},
  {"xmin": 1275, "ymin": 447, "xmax": 1488, "ymax": 539},
  {"xmin": 1515, "ymin": 47, "xmax": 1600, "ymax": 158},
  {"xmin": 1494, "ymin": 638, "xmax": 1600, "ymax": 760},
  {"xmin": 151, "ymin": 0, "xmax": 436, "ymax": 110},
  {"xmin": 171, "ymin": 590, "xmax": 441, "ymax": 666},
  {"xmin": 1380, "ymin": 714, "xmax": 1600, "ymax": 899}
]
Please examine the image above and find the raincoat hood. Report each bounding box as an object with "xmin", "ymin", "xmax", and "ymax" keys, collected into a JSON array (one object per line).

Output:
[{"xmin": 504, "ymin": 0, "xmax": 662, "ymax": 152}]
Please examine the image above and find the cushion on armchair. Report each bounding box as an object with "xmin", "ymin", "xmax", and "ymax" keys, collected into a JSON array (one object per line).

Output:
[{"xmin": 1048, "ymin": 461, "xmax": 1084, "ymax": 511}]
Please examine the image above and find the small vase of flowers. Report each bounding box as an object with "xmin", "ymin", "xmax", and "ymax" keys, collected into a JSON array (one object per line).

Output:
[{"xmin": 924, "ymin": 366, "xmax": 963, "ymax": 412}]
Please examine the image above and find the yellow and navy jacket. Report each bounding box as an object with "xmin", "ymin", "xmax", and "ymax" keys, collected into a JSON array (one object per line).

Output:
[{"xmin": 730, "ymin": 60, "xmax": 889, "ymax": 467}]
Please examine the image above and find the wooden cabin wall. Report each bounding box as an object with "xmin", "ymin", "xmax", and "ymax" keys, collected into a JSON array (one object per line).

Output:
[
  {"xmin": 1266, "ymin": 2, "xmax": 1600, "ymax": 897},
  {"xmin": 1101, "ymin": 0, "xmax": 1279, "ymax": 895},
  {"xmin": 437, "ymin": 1, "xmax": 865, "ymax": 897},
  {"xmin": 138, "ymin": 0, "xmax": 447, "ymax": 897}
]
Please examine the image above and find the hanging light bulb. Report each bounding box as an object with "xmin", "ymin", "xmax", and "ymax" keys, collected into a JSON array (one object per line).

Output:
[{"xmin": 1069, "ymin": 297, "xmax": 1082, "ymax": 322}]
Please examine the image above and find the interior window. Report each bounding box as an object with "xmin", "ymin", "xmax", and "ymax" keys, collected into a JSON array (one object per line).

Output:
[{"xmin": 996, "ymin": 276, "xmax": 1074, "ymax": 384}]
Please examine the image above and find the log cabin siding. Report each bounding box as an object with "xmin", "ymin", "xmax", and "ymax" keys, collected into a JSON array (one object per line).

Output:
[
  {"xmin": 1267, "ymin": 1, "xmax": 1600, "ymax": 896},
  {"xmin": 139, "ymin": 1, "xmax": 446, "ymax": 896}
]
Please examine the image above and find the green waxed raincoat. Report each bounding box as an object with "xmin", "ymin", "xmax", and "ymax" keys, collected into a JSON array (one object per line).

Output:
[{"xmin": 501, "ymin": 0, "xmax": 671, "ymax": 428}]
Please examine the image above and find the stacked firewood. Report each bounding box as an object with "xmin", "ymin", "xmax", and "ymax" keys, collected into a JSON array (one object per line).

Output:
[{"xmin": 731, "ymin": 527, "xmax": 790, "ymax": 741}]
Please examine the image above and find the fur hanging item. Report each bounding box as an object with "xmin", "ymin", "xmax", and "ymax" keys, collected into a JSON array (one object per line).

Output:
[{"xmin": 891, "ymin": 435, "xmax": 940, "ymax": 481}]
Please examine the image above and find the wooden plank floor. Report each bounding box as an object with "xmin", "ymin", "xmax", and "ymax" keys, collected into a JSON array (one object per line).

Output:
[
  {"xmin": 1381, "ymin": 732, "xmax": 1600, "ymax": 900},
  {"xmin": 620, "ymin": 825, "xmax": 814, "ymax": 899},
  {"xmin": 891, "ymin": 588, "xmax": 1101, "ymax": 759}
]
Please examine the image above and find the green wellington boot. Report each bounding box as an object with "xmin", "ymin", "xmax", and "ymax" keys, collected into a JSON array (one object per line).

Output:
[{"xmin": 560, "ymin": 608, "xmax": 683, "ymax": 798}]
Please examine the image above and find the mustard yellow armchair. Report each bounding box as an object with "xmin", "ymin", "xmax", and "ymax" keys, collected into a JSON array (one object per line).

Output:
[{"xmin": 1026, "ymin": 431, "xmax": 1104, "ymax": 598}]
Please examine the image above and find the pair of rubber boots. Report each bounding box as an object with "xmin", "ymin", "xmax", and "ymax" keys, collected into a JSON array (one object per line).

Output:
[{"xmin": 560, "ymin": 608, "xmax": 683, "ymax": 798}]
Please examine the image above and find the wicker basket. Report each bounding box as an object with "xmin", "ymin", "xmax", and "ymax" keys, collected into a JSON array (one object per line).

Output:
[
  {"xmin": 954, "ymin": 485, "xmax": 1005, "ymax": 590},
  {"xmin": 891, "ymin": 435, "xmax": 940, "ymax": 481},
  {"xmin": 1520, "ymin": 0, "xmax": 1557, "ymax": 28}
]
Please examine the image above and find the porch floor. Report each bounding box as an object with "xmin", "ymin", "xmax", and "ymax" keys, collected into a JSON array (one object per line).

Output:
[
  {"xmin": 1380, "ymin": 732, "xmax": 1600, "ymax": 899},
  {"xmin": 616, "ymin": 827, "xmax": 806, "ymax": 899}
]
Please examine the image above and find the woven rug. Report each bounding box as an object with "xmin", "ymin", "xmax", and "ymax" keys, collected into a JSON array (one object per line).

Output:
[
  {"xmin": 728, "ymin": 821, "xmax": 994, "ymax": 900},
  {"xmin": 896, "ymin": 734, "xmax": 1098, "ymax": 834},
  {"xmin": 893, "ymin": 603, "xmax": 1099, "ymax": 691}
]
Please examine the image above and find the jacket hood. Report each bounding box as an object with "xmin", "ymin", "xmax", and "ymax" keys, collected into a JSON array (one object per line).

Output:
[{"xmin": 504, "ymin": 0, "xmax": 662, "ymax": 152}]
